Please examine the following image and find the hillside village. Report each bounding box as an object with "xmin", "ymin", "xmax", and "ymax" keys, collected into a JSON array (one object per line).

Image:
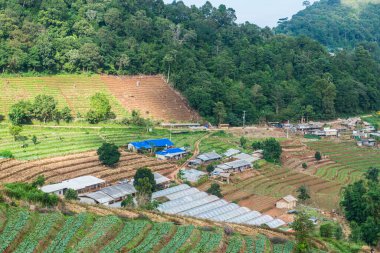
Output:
[{"xmin": 0, "ymin": 0, "xmax": 379, "ymax": 252}]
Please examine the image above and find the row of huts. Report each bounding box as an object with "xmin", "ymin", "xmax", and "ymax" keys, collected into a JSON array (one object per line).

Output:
[{"xmin": 41, "ymin": 173, "xmax": 171, "ymax": 207}]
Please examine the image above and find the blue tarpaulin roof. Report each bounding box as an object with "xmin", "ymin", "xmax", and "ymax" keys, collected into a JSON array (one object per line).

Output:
[
  {"xmin": 130, "ymin": 138, "xmax": 174, "ymax": 150},
  {"xmin": 156, "ymin": 148, "xmax": 186, "ymax": 156}
]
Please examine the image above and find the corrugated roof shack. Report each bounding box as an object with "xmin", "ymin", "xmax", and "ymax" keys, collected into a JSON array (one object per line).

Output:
[
  {"xmin": 155, "ymin": 148, "xmax": 187, "ymax": 160},
  {"xmin": 215, "ymin": 160, "xmax": 252, "ymax": 174},
  {"xmin": 188, "ymin": 152, "xmax": 222, "ymax": 167},
  {"xmin": 79, "ymin": 182, "xmax": 137, "ymax": 206},
  {"xmin": 127, "ymin": 138, "xmax": 174, "ymax": 153},
  {"xmin": 41, "ymin": 176, "xmax": 106, "ymax": 196},
  {"xmin": 276, "ymin": 195, "xmax": 298, "ymax": 209}
]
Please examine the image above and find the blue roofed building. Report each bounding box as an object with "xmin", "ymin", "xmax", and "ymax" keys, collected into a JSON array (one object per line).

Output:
[
  {"xmin": 156, "ymin": 148, "xmax": 188, "ymax": 160},
  {"xmin": 127, "ymin": 138, "xmax": 174, "ymax": 152}
]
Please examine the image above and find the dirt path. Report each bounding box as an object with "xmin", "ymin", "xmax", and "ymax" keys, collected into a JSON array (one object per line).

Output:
[{"xmin": 168, "ymin": 132, "xmax": 212, "ymax": 181}]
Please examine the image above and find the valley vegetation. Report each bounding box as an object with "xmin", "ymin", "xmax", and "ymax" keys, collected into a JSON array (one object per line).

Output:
[{"xmin": 0, "ymin": 0, "xmax": 379, "ymax": 125}]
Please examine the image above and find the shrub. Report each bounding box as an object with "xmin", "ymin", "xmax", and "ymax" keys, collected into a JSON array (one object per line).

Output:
[
  {"xmin": 97, "ymin": 143, "xmax": 121, "ymax": 166},
  {"xmin": 320, "ymin": 223, "xmax": 334, "ymax": 238},
  {"xmin": 64, "ymin": 189, "xmax": 78, "ymax": 200},
  {"xmin": 302, "ymin": 163, "xmax": 308, "ymax": 169},
  {"xmin": 8, "ymin": 100, "xmax": 33, "ymax": 125},
  {"xmin": 315, "ymin": 151, "xmax": 322, "ymax": 161},
  {"xmin": 207, "ymin": 183, "xmax": 222, "ymax": 197},
  {"xmin": 0, "ymin": 150, "xmax": 14, "ymax": 158},
  {"xmin": 32, "ymin": 135, "xmax": 38, "ymax": 145},
  {"xmin": 206, "ymin": 164, "xmax": 215, "ymax": 173},
  {"xmin": 5, "ymin": 182, "xmax": 59, "ymax": 207},
  {"xmin": 9, "ymin": 125, "xmax": 23, "ymax": 141},
  {"xmin": 61, "ymin": 106, "xmax": 73, "ymax": 123}
]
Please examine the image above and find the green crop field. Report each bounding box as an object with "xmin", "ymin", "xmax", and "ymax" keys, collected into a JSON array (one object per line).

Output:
[
  {"xmin": 0, "ymin": 75, "xmax": 126, "ymax": 117},
  {"xmin": 306, "ymin": 140, "xmax": 380, "ymax": 184},
  {"xmin": 0, "ymin": 124, "xmax": 207, "ymax": 160},
  {"xmin": 0, "ymin": 205, "xmax": 297, "ymax": 253}
]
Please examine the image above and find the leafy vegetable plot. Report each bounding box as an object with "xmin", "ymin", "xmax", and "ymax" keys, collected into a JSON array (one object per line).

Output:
[
  {"xmin": 159, "ymin": 225, "xmax": 194, "ymax": 253},
  {"xmin": 0, "ymin": 209, "xmax": 29, "ymax": 252},
  {"xmin": 255, "ymin": 234, "xmax": 267, "ymax": 253},
  {"xmin": 283, "ymin": 241, "xmax": 294, "ymax": 253},
  {"xmin": 244, "ymin": 236, "xmax": 255, "ymax": 253},
  {"xmin": 74, "ymin": 215, "xmax": 121, "ymax": 252},
  {"xmin": 273, "ymin": 243, "xmax": 284, "ymax": 253},
  {"xmin": 100, "ymin": 220, "xmax": 149, "ymax": 253},
  {"xmin": 190, "ymin": 231, "xmax": 223, "ymax": 253},
  {"xmin": 225, "ymin": 236, "xmax": 243, "ymax": 253},
  {"xmin": 14, "ymin": 212, "xmax": 61, "ymax": 253},
  {"xmin": 45, "ymin": 213, "xmax": 87, "ymax": 253},
  {"xmin": 129, "ymin": 223, "xmax": 173, "ymax": 253}
]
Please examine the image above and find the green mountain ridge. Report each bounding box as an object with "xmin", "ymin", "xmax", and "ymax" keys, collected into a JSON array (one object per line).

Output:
[
  {"xmin": 276, "ymin": 0, "xmax": 380, "ymax": 51},
  {"xmin": 0, "ymin": 0, "xmax": 379, "ymax": 125}
]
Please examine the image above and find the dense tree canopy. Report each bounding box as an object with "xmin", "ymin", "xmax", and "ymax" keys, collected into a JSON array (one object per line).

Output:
[
  {"xmin": 276, "ymin": 0, "xmax": 380, "ymax": 52},
  {"xmin": 0, "ymin": 0, "xmax": 379, "ymax": 124}
]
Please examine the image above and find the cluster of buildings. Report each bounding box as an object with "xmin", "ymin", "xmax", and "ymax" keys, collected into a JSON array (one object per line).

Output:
[
  {"xmin": 127, "ymin": 138, "xmax": 188, "ymax": 160},
  {"xmin": 41, "ymin": 173, "xmax": 171, "ymax": 207},
  {"xmin": 153, "ymin": 184, "xmax": 288, "ymax": 229}
]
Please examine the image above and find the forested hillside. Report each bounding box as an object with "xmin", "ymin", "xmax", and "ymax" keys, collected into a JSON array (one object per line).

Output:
[
  {"xmin": 276, "ymin": 0, "xmax": 380, "ymax": 51},
  {"xmin": 0, "ymin": 0, "xmax": 380, "ymax": 124}
]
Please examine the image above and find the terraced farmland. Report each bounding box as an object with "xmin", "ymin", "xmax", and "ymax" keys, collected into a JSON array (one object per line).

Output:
[
  {"xmin": 208, "ymin": 164, "xmax": 342, "ymax": 211},
  {"xmin": 0, "ymin": 125, "xmax": 206, "ymax": 160},
  {"xmin": 0, "ymin": 149, "xmax": 177, "ymax": 184},
  {"xmin": 0, "ymin": 206, "xmax": 295, "ymax": 253},
  {"xmin": 306, "ymin": 140, "xmax": 380, "ymax": 184},
  {"xmin": 0, "ymin": 75, "xmax": 126, "ymax": 117}
]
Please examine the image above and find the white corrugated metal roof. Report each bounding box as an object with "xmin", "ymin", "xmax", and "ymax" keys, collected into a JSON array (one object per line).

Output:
[
  {"xmin": 211, "ymin": 207, "xmax": 250, "ymax": 222},
  {"xmin": 265, "ymin": 219, "xmax": 286, "ymax": 229},
  {"xmin": 163, "ymin": 195, "xmax": 219, "ymax": 214},
  {"xmin": 216, "ymin": 159, "xmax": 251, "ymax": 171},
  {"xmin": 152, "ymin": 184, "xmax": 190, "ymax": 199},
  {"xmin": 227, "ymin": 211, "xmax": 262, "ymax": 224},
  {"xmin": 180, "ymin": 199, "xmax": 229, "ymax": 216},
  {"xmin": 81, "ymin": 191, "xmax": 114, "ymax": 204},
  {"xmin": 197, "ymin": 152, "xmax": 222, "ymax": 162},
  {"xmin": 165, "ymin": 188, "xmax": 200, "ymax": 200},
  {"xmin": 159, "ymin": 192, "xmax": 208, "ymax": 210},
  {"xmin": 223, "ymin": 149, "xmax": 241, "ymax": 157},
  {"xmin": 154, "ymin": 172, "xmax": 170, "ymax": 185},
  {"xmin": 246, "ymin": 215, "xmax": 274, "ymax": 226},
  {"xmin": 100, "ymin": 183, "xmax": 136, "ymax": 199},
  {"xmin": 41, "ymin": 176, "xmax": 105, "ymax": 193},
  {"xmin": 282, "ymin": 195, "xmax": 297, "ymax": 203},
  {"xmin": 233, "ymin": 153, "xmax": 260, "ymax": 163},
  {"xmin": 196, "ymin": 203, "xmax": 240, "ymax": 219}
]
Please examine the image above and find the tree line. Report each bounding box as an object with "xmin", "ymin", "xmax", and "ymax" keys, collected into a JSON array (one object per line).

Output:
[{"xmin": 0, "ymin": 0, "xmax": 379, "ymax": 124}]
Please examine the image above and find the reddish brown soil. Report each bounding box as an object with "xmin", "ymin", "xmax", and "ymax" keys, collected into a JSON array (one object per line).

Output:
[
  {"xmin": 238, "ymin": 195, "xmax": 279, "ymax": 213},
  {"xmin": 102, "ymin": 75, "xmax": 199, "ymax": 122},
  {"xmin": 0, "ymin": 151, "xmax": 176, "ymax": 184}
]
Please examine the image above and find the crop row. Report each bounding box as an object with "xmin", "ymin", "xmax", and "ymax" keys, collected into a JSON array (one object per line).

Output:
[
  {"xmin": 14, "ymin": 212, "xmax": 61, "ymax": 253},
  {"xmin": 159, "ymin": 225, "xmax": 194, "ymax": 253},
  {"xmin": 255, "ymin": 234, "xmax": 267, "ymax": 253},
  {"xmin": 0, "ymin": 209, "xmax": 30, "ymax": 252},
  {"xmin": 190, "ymin": 231, "xmax": 223, "ymax": 253},
  {"xmin": 244, "ymin": 236, "xmax": 255, "ymax": 253},
  {"xmin": 100, "ymin": 220, "xmax": 149, "ymax": 253},
  {"xmin": 45, "ymin": 213, "xmax": 87, "ymax": 253},
  {"xmin": 74, "ymin": 215, "xmax": 122, "ymax": 251},
  {"xmin": 273, "ymin": 243, "xmax": 284, "ymax": 253},
  {"xmin": 129, "ymin": 222, "xmax": 173, "ymax": 253},
  {"xmin": 283, "ymin": 241, "xmax": 294, "ymax": 253},
  {"xmin": 225, "ymin": 236, "xmax": 243, "ymax": 253}
]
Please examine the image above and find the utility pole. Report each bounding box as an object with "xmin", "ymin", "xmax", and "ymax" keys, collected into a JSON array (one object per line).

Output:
[{"xmin": 243, "ymin": 111, "xmax": 246, "ymax": 129}]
